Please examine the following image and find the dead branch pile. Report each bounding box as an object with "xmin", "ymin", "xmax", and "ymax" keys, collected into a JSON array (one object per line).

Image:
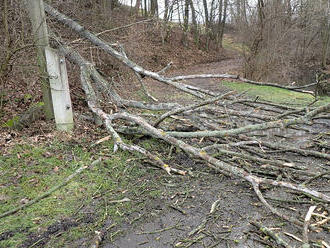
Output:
[{"xmin": 42, "ymin": 2, "xmax": 329, "ymax": 243}]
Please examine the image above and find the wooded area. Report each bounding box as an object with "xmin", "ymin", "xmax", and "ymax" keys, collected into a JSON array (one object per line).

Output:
[{"xmin": 0, "ymin": 0, "xmax": 329, "ymax": 247}]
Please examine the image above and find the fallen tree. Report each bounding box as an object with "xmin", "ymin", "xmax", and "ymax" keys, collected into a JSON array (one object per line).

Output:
[{"xmin": 24, "ymin": 2, "xmax": 330, "ymax": 244}]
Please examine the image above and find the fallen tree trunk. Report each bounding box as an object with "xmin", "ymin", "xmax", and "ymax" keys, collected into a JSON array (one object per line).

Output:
[
  {"xmin": 168, "ymin": 74, "xmax": 316, "ymax": 95},
  {"xmin": 43, "ymin": 2, "xmax": 330, "ymax": 233},
  {"xmin": 166, "ymin": 103, "xmax": 329, "ymax": 138},
  {"xmin": 107, "ymin": 111, "xmax": 329, "ymax": 227},
  {"xmin": 53, "ymin": 37, "xmax": 330, "ymax": 227},
  {"xmin": 44, "ymin": 3, "xmax": 208, "ymax": 99}
]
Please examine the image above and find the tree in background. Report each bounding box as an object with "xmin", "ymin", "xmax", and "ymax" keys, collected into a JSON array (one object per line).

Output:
[
  {"xmin": 321, "ymin": 0, "xmax": 330, "ymax": 69},
  {"xmin": 150, "ymin": 0, "xmax": 159, "ymax": 17},
  {"xmin": 201, "ymin": 0, "xmax": 228, "ymax": 50},
  {"xmin": 135, "ymin": 0, "xmax": 141, "ymax": 15},
  {"xmin": 233, "ymin": 0, "xmax": 330, "ymax": 84}
]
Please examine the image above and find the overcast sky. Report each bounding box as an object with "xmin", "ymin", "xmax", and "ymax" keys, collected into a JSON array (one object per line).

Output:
[
  {"xmin": 120, "ymin": 0, "xmax": 219, "ymax": 22},
  {"xmin": 120, "ymin": 0, "xmax": 258, "ymax": 23}
]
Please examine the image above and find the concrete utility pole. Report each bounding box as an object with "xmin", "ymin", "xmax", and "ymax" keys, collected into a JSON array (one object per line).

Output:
[
  {"xmin": 26, "ymin": 0, "xmax": 74, "ymax": 131},
  {"xmin": 45, "ymin": 47, "xmax": 74, "ymax": 131}
]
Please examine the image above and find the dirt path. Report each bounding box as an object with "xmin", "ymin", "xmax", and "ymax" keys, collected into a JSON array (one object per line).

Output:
[
  {"xmin": 172, "ymin": 58, "xmax": 242, "ymax": 92},
  {"xmin": 140, "ymin": 57, "xmax": 242, "ymax": 105},
  {"xmin": 104, "ymin": 169, "xmax": 267, "ymax": 248},
  {"xmin": 98, "ymin": 59, "xmax": 329, "ymax": 248},
  {"xmin": 8, "ymin": 55, "xmax": 328, "ymax": 248}
]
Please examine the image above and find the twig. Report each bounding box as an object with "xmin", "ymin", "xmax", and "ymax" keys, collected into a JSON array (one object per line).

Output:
[
  {"xmin": 251, "ymin": 221, "xmax": 292, "ymax": 248},
  {"xmin": 137, "ymin": 223, "xmax": 181, "ymax": 235},
  {"xmin": 239, "ymin": 77, "xmax": 314, "ymax": 95},
  {"xmin": 168, "ymin": 73, "xmax": 239, "ymax": 81},
  {"xmin": 108, "ymin": 197, "xmax": 131, "ymax": 204},
  {"xmin": 134, "ymin": 70, "xmax": 159, "ymax": 102},
  {"xmin": 154, "ymin": 91, "xmax": 233, "ymax": 127},
  {"xmin": 302, "ymin": 205, "xmax": 317, "ymax": 244},
  {"xmin": 167, "ymin": 104, "xmax": 330, "ymax": 138},
  {"xmin": 119, "ymin": 44, "xmax": 158, "ymax": 102},
  {"xmin": 169, "ymin": 205, "xmax": 186, "ymax": 215},
  {"xmin": 210, "ymin": 199, "xmax": 220, "ymax": 214},
  {"xmin": 202, "ymin": 141, "xmax": 259, "ymax": 151},
  {"xmin": 283, "ymin": 232, "xmax": 303, "ymax": 242},
  {"xmin": 157, "ymin": 61, "xmax": 173, "ymax": 74},
  {"xmin": 321, "ymin": 241, "xmax": 330, "ymax": 248},
  {"xmin": 257, "ymin": 140, "xmax": 330, "ymax": 160},
  {"xmin": 302, "ymin": 172, "xmax": 330, "ymax": 186},
  {"xmin": 210, "ymin": 147, "xmax": 305, "ymax": 170},
  {"xmin": 70, "ymin": 18, "xmax": 153, "ymax": 44},
  {"xmin": 90, "ymin": 230, "xmax": 105, "ymax": 248}
]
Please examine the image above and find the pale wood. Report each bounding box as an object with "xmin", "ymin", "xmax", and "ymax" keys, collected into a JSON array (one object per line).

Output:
[{"xmin": 45, "ymin": 47, "xmax": 74, "ymax": 131}]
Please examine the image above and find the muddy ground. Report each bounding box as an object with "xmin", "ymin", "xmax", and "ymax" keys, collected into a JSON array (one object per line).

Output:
[
  {"xmin": 1, "ymin": 39, "xmax": 329, "ymax": 248},
  {"xmin": 96, "ymin": 61, "xmax": 329, "ymax": 248},
  {"xmin": 21, "ymin": 59, "xmax": 328, "ymax": 248},
  {"xmin": 1, "ymin": 2, "xmax": 329, "ymax": 247}
]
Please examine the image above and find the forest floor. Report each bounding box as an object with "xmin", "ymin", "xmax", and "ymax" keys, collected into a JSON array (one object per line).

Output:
[
  {"xmin": 1, "ymin": 3, "xmax": 330, "ymax": 248},
  {"xmin": 1, "ymin": 52, "xmax": 329, "ymax": 247}
]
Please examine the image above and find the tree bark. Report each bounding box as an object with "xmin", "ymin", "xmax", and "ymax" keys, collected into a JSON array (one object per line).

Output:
[
  {"xmin": 150, "ymin": 0, "xmax": 158, "ymax": 17},
  {"xmin": 189, "ymin": 0, "xmax": 199, "ymax": 45},
  {"xmin": 135, "ymin": 0, "xmax": 141, "ymax": 15},
  {"xmin": 182, "ymin": 0, "xmax": 189, "ymax": 47},
  {"xmin": 203, "ymin": 0, "xmax": 209, "ymax": 29},
  {"xmin": 44, "ymin": 3, "xmax": 209, "ymax": 99},
  {"xmin": 144, "ymin": 0, "xmax": 148, "ymax": 17},
  {"xmin": 25, "ymin": 0, "xmax": 54, "ymax": 119},
  {"xmin": 217, "ymin": 0, "xmax": 228, "ymax": 48},
  {"xmin": 163, "ymin": 0, "xmax": 169, "ymax": 22},
  {"xmin": 321, "ymin": 0, "xmax": 330, "ymax": 68}
]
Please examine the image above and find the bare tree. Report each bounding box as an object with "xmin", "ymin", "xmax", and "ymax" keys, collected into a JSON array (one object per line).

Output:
[
  {"xmin": 101, "ymin": 0, "xmax": 117, "ymax": 18},
  {"xmin": 203, "ymin": 0, "xmax": 210, "ymax": 29},
  {"xmin": 144, "ymin": 0, "xmax": 148, "ymax": 17},
  {"xmin": 189, "ymin": 0, "xmax": 199, "ymax": 45},
  {"xmin": 135, "ymin": 0, "xmax": 141, "ymax": 15},
  {"xmin": 321, "ymin": 0, "xmax": 330, "ymax": 68},
  {"xmin": 163, "ymin": 0, "xmax": 169, "ymax": 21},
  {"xmin": 217, "ymin": 0, "xmax": 228, "ymax": 49},
  {"xmin": 236, "ymin": 0, "xmax": 329, "ymax": 85},
  {"xmin": 150, "ymin": 0, "xmax": 158, "ymax": 17},
  {"xmin": 182, "ymin": 0, "xmax": 189, "ymax": 46}
]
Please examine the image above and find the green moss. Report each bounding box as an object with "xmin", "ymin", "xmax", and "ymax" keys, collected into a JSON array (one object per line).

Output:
[{"xmin": 221, "ymin": 80, "xmax": 330, "ymax": 106}]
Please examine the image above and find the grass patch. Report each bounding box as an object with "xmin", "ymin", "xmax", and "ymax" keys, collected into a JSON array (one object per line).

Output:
[
  {"xmin": 222, "ymin": 37, "xmax": 248, "ymax": 54},
  {"xmin": 221, "ymin": 80, "xmax": 330, "ymax": 106},
  {"xmin": 0, "ymin": 138, "xmax": 168, "ymax": 247}
]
